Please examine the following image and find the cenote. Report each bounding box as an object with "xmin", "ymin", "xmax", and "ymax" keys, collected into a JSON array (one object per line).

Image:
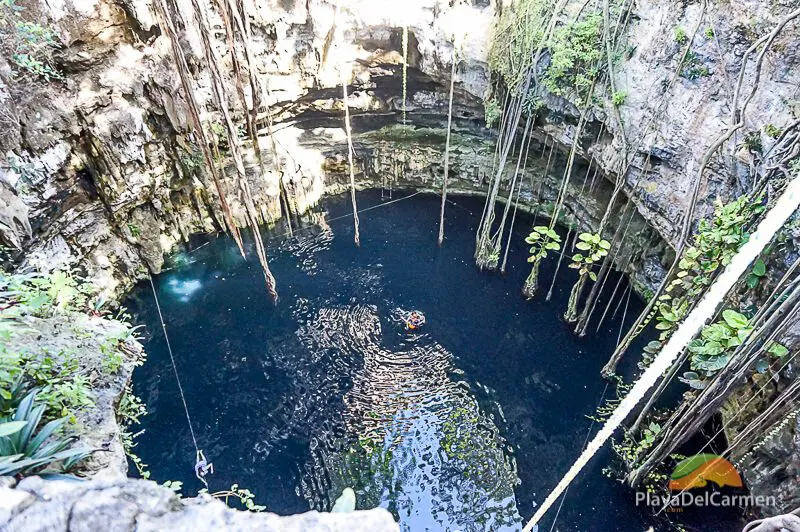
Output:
[{"xmin": 125, "ymin": 191, "xmax": 740, "ymax": 531}]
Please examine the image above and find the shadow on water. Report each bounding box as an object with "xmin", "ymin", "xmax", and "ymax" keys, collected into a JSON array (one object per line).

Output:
[{"xmin": 125, "ymin": 190, "xmax": 739, "ymax": 531}]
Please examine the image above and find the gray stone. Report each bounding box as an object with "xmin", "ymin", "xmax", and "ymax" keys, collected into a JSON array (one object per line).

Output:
[{"xmin": 1, "ymin": 478, "xmax": 398, "ymax": 532}]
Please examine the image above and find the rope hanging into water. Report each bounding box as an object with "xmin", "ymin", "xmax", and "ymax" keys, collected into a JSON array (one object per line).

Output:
[{"xmin": 148, "ymin": 275, "xmax": 209, "ymax": 486}]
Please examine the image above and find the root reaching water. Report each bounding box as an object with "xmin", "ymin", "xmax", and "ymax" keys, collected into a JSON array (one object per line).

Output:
[{"xmin": 523, "ymin": 173, "xmax": 800, "ymax": 530}]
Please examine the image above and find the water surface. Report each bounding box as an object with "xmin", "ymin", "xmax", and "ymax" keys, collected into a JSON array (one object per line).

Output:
[{"xmin": 126, "ymin": 190, "xmax": 735, "ymax": 531}]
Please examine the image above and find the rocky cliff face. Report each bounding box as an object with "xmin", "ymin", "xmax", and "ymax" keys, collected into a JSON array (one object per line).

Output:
[
  {"xmin": 0, "ymin": 0, "xmax": 673, "ymax": 299},
  {"xmin": 1, "ymin": 0, "xmax": 800, "ymax": 520}
]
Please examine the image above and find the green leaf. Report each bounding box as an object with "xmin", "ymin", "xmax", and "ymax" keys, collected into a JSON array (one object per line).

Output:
[
  {"xmin": 0, "ymin": 421, "xmax": 26, "ymax": 437},
  {"xmin": 545, "ymin": 242, "xmax": 560, "ymax": 251},
  {"xmin": 722, "ymin": 309, "xmax": 749, "ymax": 330},
  {"xmin": 767, "ymin": 342, "xmax": 789, "ymax": 358},
  {"xmin": 752, "ymin": 258, "xmax": 766, "ymax": 277},
  {"xmin": 588, "ymin": 271, "xmax": 597, "ymax": 281},
  {"xmin": 576, "ymin": 242, "xmax": 592, "ymax": 251}
]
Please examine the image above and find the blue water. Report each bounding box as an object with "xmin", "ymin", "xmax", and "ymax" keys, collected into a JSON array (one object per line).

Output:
[{"xmin": 125, "ymin": 190, "xmax": 736, "ymax": 531}]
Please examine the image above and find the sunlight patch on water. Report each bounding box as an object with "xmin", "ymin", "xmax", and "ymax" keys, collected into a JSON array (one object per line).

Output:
[{"xmin": 165, "ymin": 277, "xmax": 202, "ymax": 302}]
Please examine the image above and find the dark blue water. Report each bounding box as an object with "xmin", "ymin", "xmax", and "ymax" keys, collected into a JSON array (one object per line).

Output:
[{"xmin": 125, "ymin": 191, "xmax": 733, "ymax": 531}]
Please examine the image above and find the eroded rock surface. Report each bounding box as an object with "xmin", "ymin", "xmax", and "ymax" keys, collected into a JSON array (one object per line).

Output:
[{"xmin": 0, "ymin": 476, "xmax": 399, "ymax": 532}]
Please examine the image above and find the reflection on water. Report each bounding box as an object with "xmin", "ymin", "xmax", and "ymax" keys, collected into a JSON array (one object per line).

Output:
[
  {"xmin": 127, "ymin": 191, "xmax": 682, "ymax": 531},
  {"xmin": 297, "ymin": 304, "xmax": 521, "ymax": 529}
]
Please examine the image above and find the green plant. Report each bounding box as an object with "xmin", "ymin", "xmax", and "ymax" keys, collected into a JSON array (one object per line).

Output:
[
  {"xmin": 543, "ymin": 13, "xmax": 603, "ymax": 98},
  {"xmin": 746, "ymin": 257, "xmax": 767, "ymax": 289},
  {"xmin": 754, "ymin": 341, "xmax": 791, "ymax": 375},
  {"xmin": 484, "ymin": 98, "xmax": 501, "ymax": 128},
  {"xmin": 0, "ymin": 390, "xmax": 91, "ymax": 476},
  {"xmin": 763, "ymin": 124, "xmax": 782, "ymax": 138},
  {"xmin": 205, "ymin": 484, "xmax": 266, "ymax": 511},
  {"xmin": 526, "ymin": 226, "xmax": 562, "ymax": 261},
  {"xmin": 681, "ymin": 51, "xmax": 711, "ymax": 80},
  {"xmin": 1, "ymin": 269, "xmax": 89, "ymax": 318},
  {"xmin": 743, "ymin": 131, "xmax": 763, "ymax": 153},
  {"xmin": 118, "ymin": 386, "xmax": 149, "ymax": 479},
  {"xmin": 704, "ymin": 27, "xmax": 714, "ymax": 39},
  {"xmin": 565, "ymin": 232, "xmax": 610, "ymax": 322},
  {"xmin": 680, "ymin": 310, "xmax": 752, "ymax": 386},
  {"xmin": 637, "ymin": 195, "xmax": 762, "ymax": 368},
  {"xmin": 127, "ymin": 223, "xmax": 141, "ymax": 238},
  {"xmin": 570, "ymin": 232, "xmax": 610, "ymax": 282},
  {"xmin": 674, "ymin": 27, "xmax": 687, "ymax": 44},
  {"xmin": 611, "ymin": 91, "xmax": 626, "ymax": 106},
  {"xmin": 0, "ymin": 0, "xmax": 63, "ymax": 82},
  {"xmin": 522, "ymin": 226, "xmax": 562, "ymax": 297}
]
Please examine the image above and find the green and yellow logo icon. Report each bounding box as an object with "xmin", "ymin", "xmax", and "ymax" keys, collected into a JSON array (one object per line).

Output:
[{"xmin": 669, "ymin": 454, "xmax": 743, "ymax": 491}]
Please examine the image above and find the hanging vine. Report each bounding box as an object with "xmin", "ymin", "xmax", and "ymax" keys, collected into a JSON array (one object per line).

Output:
[
  {"xmin": 151, "ymin": 0, "xmax": 244, "ymax": 258},
  {"xmin": 185, "ymin": 0, "xmax": 279, "ymax": 301},
  {"xmin": 438, "ymin": 44, "xmax": 458, "ymax": 247}
]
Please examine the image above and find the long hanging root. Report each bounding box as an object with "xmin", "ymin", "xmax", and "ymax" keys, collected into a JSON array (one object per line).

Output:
[
  {"xmin": 187, "ymin": 0, "xmax": 279, "ymax": 301},
  {"xmin": 340, "ymin": 54, "xmax": 361, "ymax": 246},
  {"xmin": 438, "ymin": 46, "xmax": 457, "ymax": 247},
  {"xmin": 602, "ymin": 3, "xmax": 800, "ymax": 375},
  {"xmin": 152, "ymin": 0, "xmax": 244, "ymax": 257},
  {"xmin": 523, "ymin": 174, "xmax": 800, "ymax": 529},
  {"xmin": 628, "ymin": 270, "xmax": 800, "ymax": 485}
]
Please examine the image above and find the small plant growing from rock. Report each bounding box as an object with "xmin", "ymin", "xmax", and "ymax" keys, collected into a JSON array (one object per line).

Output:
[
  {"xmin": 522, "ymin": 226, "xmax": 562, "ymax": 298},
  {"xmin": 0, "ymin": 0, "xmax": 64, "ymax": 82},
  {"xmin": 612, "ymin": 91, "xmax": 626, "ymax": 106},
  {"xmin": 565, "ymin": 232, "xmax": 610, "ymax": 322},
  {"xmin": 674, "ymin": 27, "xmax": 687, "ymax": 44},
  {"xmin": 745, "ymin": 257, "xmax": 767, "ymax": 289},
  {"xmin": 484, "ymin": 97, "xmax": 501, "ymax": 128},
  {"xmin": 763, "ymin": 124, "xmax": 782, "ymax": 138}
]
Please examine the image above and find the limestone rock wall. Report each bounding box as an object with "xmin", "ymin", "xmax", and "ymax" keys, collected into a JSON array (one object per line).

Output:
[{"xmin": 0, "ymin": 476, "xmax": 399, "ymax": 532}]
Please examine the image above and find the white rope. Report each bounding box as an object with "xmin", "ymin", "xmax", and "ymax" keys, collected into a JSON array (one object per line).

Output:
[
  {"xmin": 523, "ymin": 175, "xmax": 800, "ymax": 530},
  {"xmin": 149, "ymin": 275, "xmax": 200, "ymax": 453}
]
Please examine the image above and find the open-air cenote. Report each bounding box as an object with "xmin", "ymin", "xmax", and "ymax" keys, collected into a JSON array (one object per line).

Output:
[{"xmin": 1, "ymin": 0, "xmax": 800, "ymax": 531}]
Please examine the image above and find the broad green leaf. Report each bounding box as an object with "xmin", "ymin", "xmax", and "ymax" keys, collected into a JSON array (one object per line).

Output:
[
  {"xmin": 0, "ymin": 421, "xmax": 26, "ymax": 437},
  {"xmin": 767, "ymin": 342, "xmax": 789, "ymax": 358},
  {"xmin": 722, "ymin": 309, "xmax": 749, "ymax": 330},
  {"xmin": 752, "ymin": 258, "xmax": 766, "ymax": 277}
]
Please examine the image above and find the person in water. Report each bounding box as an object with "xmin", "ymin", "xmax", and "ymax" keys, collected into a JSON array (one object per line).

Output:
[
  {"xmin": 195, "ymin": 450, "xmax": 214, "ymax": 487},
  {"xmin": 407, "ymin": 311, "xmax": 425, "ymax": 329}
]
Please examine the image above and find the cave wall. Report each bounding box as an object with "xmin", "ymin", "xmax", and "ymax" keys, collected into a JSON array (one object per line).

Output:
[{"xmin": 1, "ymin": 0, "xmax": 800, "ymax": 517}]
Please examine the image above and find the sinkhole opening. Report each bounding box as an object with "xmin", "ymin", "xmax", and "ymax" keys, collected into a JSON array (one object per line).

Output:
[{"xmin": 124, "ymin": 190, "xmax": 740, "ymax": 531}]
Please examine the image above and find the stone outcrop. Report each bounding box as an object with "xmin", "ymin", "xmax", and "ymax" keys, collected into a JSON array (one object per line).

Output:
[
  {"xmin": 3, "ymin": 311, "xmax": 144, "ymax": 478},
  {"xmin": 0, "ymin": 476, "xmax": 399, "ymax": 531}
]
